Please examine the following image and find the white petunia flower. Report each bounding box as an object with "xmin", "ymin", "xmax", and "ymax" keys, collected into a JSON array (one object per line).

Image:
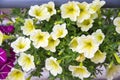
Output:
[
  {"xmin": 28, "ymin": 5, "xmax": 50, "ymax": 20},
  {"xmin": 6, "ymin": 69, "xmax": 25, "ymax": 80},
  {"xmin": 118, "ymin": 45, "xmax": 120, "ymax": 53},
  {"xmin": 91, "ymin": 50, "xmax": 106, "ymax": 64},
  {"xmin": 69, "ymin": 37, "xmax": 80, "ymax": 52},
  {"xmin": 11, "ymin": 37, "xmax": 31, "ymax": 53},
  {"xmin": 44, "ymin": 35, "xmax": 60, "ymax": 52},
  {"xmin": 113, "ymin": 17, "xmax": 120, "ymax": 27},
  {"xmin": 21, "ymin": 19, "xmax": 35, "ymax": 36},
  {"xmin": 90, "ymin": 13, "xmax": 98, "ymax": 19},
  {"xmin": 60, "ymin": 1, "xmax": 80, "ymax": 21},
  {"xmin": 43, "ymin": 2, "xmax": 56, "ymax": 19},
  {"xmin": 77, "ymin": 18, "xmax": 94, "ymax": 31},
  {"xmin": 0, "ymin": 31, "xmax": 3, "ymax": 46},
  {"xmin": 89, "ymin": 0, "xmax": 105, "ymax": 14},
  {"xmin": 115, "ymin": 26, "xmax": 120, "ymax": 34},
  {"xmin": 69, "ymin": 65, "xmax": 90, "ymax": 80},
  {"xmin": 76, "ymin": 54, "xmax": 86, "ymax": 62},
  {"xmin": 113, "ymin": 17, "xmax": 120, "ymax": 34},
  {"xmin": 45, "ymin": 57, "xmax": 62, "ymax": 76},
  {"xmin": 51, "ymin": 23, "xmax": 68, "ymax": 40},
  {"xmin": 30, "ymin": 29, "xmax": 50, "ymax": 48},
  {"xmin": 18, "ymin": 53, "xmax": 35, "ymax": 72},
  {"xmin": 77, "ymin": 2, "xmax": 91, "ymax": 23},
  {"xmin": 106, "ymin": 64, "xmax": 120, "ymax": 80},
  {"xmin": 79, "ymin": 35, "xmax": 99, "ymax": 58},
  {"xmin": 92, "ymin": 29, "xmax": 105, "ymax": 44}
]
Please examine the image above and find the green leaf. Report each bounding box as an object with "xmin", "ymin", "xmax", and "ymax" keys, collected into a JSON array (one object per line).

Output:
[{"xmin": 114, "ymin": 53, "xmax": 120, "ymax": 64}]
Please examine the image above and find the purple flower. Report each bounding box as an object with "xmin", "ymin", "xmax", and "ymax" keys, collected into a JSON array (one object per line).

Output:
[
  {"xmin": 0, "ymin": 25, "xmax": 14, "ymax": 34},
  {"xmin": 0, "ymin": 61, "xmax": 14, "ymax": 79},
  {"xmin": 0, "ymin": 48, "xmax": 16, "ymax": 79},
  {"xmin": 0, "ymin": 48, "xmax": 7, "ymax": 65}
]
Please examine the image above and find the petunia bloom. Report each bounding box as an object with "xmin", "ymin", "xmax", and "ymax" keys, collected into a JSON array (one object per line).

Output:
[
  {"xmin": 0, "ymin": 31, "xmax": 3, "ymax": 46},
  {"xmin": 77, "ymin": 2, "xmax": 90, "ymax": 23},
  {"xmin": 6, "ymin": 69, "xmax": 25, "ymax": 80},
  {"xmin": 30, "ymin": 29, "xmax": 50, "ymax": 48},
  {"xmin": 92, "ymin": 29, "xmax": 105, "ymax": 45},
  {"xmin": 21, "ymin": 19, "xmax": 35, "ymax": 36},
  {"xmin": 45, "ymin": 57, "xmax": 62, "ymax": 76},
  {"xmin": 11, "ymin": 37, "xmax": 31, "ymax": 53},
  {"xmin": 0, "ymin": 48, "xmax": 16, "ymax": 79},
  {"xmin": 0, "ymin": 25, "xmax": 14, "ymax": 34},
  {"xmin": 106, "ymin": 64, "xmax": 120, "ymax": 80},
  {"xmin": 77, "ymin": 18, "xmax": 94, "ymax": 31},
  {"xmin": 0, "ymin": 48, "xmax": 7, "ymax": 65},
  {"xmin": 91, "ymin": 50, "xmax": 106, "ymax": 64},
  {"xmin": 89, "ymin": 0, "xmax": 105, "ymax": 14},
  {"xmin": 69, "ymin": 37, "xmax": 80, "ymax": 52},
  {"xmin": 79, "ymin": 35, "xmax": 99, "ymax": 58},
  {"xmin": 28, "ymin": 5, "xmax": 50, "ymax": 21},
  {"xmin": 43, "ymin": 1, "xmax": 56, "ymax": 20},
  {"xmin": 18, "ymin": 53, "xmax": 35, "ymax": 72},
  {"xmin": 51, "ymin": 23, "xmax": 68, "ymax": 40},
  {"xmin": 60, "ymin": 1, "xmax": 80, "ymax": 21},
  {"xmin": 69, "ymin": 65, "xmax": 90, "ymax": 80},
  {"xmin": 44, "ymin": 35, "xmax": 60, "ymax": 52}
]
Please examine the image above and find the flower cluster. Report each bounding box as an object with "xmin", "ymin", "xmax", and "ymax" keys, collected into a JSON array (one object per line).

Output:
[{"xmin": 1, "ymin": 0, "xmax": 120, "ymax": 80}]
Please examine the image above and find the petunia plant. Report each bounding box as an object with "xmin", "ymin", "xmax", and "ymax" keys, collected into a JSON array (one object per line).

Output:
[{"xmin": 1, "ymin": 0, "xmax": 120, "ymax": 80}]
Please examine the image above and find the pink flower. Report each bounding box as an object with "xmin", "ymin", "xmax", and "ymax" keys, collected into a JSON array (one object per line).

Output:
[
  {"xmin": 0, "ymin": 25, "xmax": 14, "ymax": 34},
  {"xmin": 0, "ymin": 48, "xmax": 7, "ymax": 65},
  {"xmin": 0, "ymin": 48, "xmax": 16, "ymax": 79}
]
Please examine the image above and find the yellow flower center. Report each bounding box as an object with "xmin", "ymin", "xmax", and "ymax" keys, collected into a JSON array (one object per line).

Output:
[
  {"xmin": 66, "ymin": 5, "xmax": 75, "ymax": 14},
  {"xmin": 10, "ymin": 70, "xmax": 23, "ymax": 79},
  {"xmin": 97, "ymin": 34, "xmax": 103, "ymax": 42},
  {"xmin": 57, "ymin": 29, "xmax": 63, "ymax": 37},
  {"xmin": 50, "ymin": 60, "xmax": 58, "ymax": 70},
  {"xmin": 26, "ymin": 21, "xmax": 34, "ymax": 31},
  {"xmin": 34, "ymin": 9, "xmax": 42, "ymax": 16},
  {"xmin": 82, "ymin": 19, "xmax": 90, "ymax": 26},
  {"xmin": 74, "ymin": 67, "xmax": 86, "ymax": 74},
  {"xmin": 24, "ymin": 56, "xmax": 31, "ymax": 64},
  {"xmin": 17, "ymin": 42, "xmax": 25, "ymax": 49},
  {"xmin": 36, "ymin": 34, "xmax": 44, "ymax": 42},
  {"xmin": 49, "ymin": 37, "xmax": 55, "ymax": 46},
  {"xmin": 84, "ymin": 41, "xmax": 93, "ymax": 49},
  {"xmin": 47, "ymin": 7, "xmax": 53, "ymax": 14}
]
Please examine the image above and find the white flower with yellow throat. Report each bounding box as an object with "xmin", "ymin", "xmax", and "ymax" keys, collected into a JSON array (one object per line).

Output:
[
  {"xmin": 77, "ymin": 2, "xmax": 91, "ymax": 23},
  {"xmin": 69, "ymin": 64, "xmax": 90, "ymax": 80},
  {"xmin": 21, "ymin": 19, "xmax": 35, "ymax": 36},
  {"xmin": 44, "ymin": 35, "xmax": 60, "ymax": 52},
  {"xmin": 30, "ymin": 29, "xmax": 50, "ymax": 49},
  {"xmin": 51, "ymin": 23, "xmax": 68, "ymax": 40},
  {"xmin": 18, "ymin": 53, "xmax": 35, "ymax": 72},
  {"xmin": 113, "ymin": 17, "xmax": 120, "ymax": 34},
  {"xmin": 43, "ymin": 1, "xmax": 56, "ymax": 20},
  {"xmin": 92, "ymin": 29, "xmax": 105, "ymax": 45},
  {"xmin": 28, "ymin": 5, "xmax": 50, "ymax": 20},
  {"xmin": 45, "ymin": 57, "xmax": 62, "ymax": 76},
  {"xmin": 11, "ymin": 37, "xmax": 31, "ymax": 53},
  {"xmin": 6, "ymin": 69, "xmax": 25, "ymax": 80},
  {"xmin": 77, "ymin": 18, "xmax": 94, "ymax": 31},
  {"xmin": 69, "ymin": 37, "xmax": 80, "ymax": 52},
  {"xmin": 60, "ymin": 1, "xmax": 80, "ymax": 21},
  {"xmin": 79, "ymin": 35, "xmax": 99, "ymax": 58},
  {"xmin": 0, "ymin": 31, "xmax": 3, "ymax": 46},
  {"xmin": 91, "ymin": 50, "xmax": 106, "ymax": 64}
]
